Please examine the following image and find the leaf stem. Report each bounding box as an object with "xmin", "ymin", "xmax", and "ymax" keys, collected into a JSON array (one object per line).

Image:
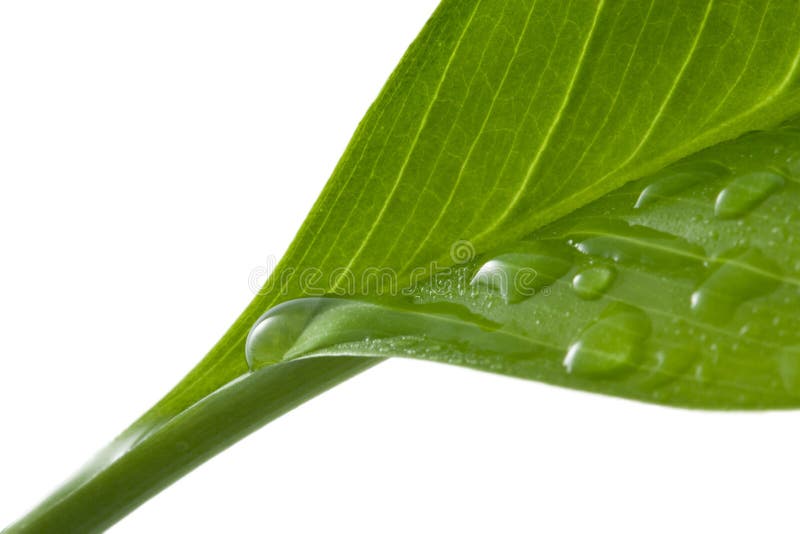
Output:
[{"xmin": 4, "ymin": 351, "xmax": 379, "ymax": 533}]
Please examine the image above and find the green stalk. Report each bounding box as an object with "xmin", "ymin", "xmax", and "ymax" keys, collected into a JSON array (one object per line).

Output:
[{"xmin": 3, "ymin": 290, "xmax": 381, "ymax": 533}]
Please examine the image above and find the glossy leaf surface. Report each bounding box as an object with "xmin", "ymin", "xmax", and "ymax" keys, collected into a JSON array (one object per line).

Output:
[
  {"xmin": 249, "ymin": 124, "xmax": 800, "ymax": 409},
  {"xmin": 7, "ymin": 1, "xmax": 800, "ymax": 532}
]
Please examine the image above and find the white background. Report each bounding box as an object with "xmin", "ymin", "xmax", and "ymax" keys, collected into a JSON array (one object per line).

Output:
[{"xmin": 1, "ymin": 2, "xmax": 800, "ymax": 533}]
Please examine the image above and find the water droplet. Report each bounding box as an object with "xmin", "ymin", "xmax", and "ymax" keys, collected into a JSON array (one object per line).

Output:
[
  {"xmin": 646, "ymin": 345, "xmax": 698, "ymax": 385},
  {"xmin": 246, "ymin": 297, "xmax": 539, "ymax": 371},
  {"xmin": 563, "ymin": 303, "xmax": 651, "ymax": 377},
  {"xmin": 693, "ymin": 362, "xmax": 712, "ymax": 384},
  {"xmin": 635, "ymin": 161, "xmax": 729, "ymax": 209},
  {"xmin": 471, "ymin": 241, "xmax": 572, "ymax": 303},
  {"xmin": 245, "ymin": 298, "xmax": 347, "ymax": 369},
  {"xmin": 690, "ymin": 247, "xmax": 782, "ymax": 325},
  {"xmin": 568, "ymin": 219, "xmax": 705, "ymax": 272},
  {"xmin": 714, "ymin": 171, "xmax": 784, "ymax": 219},
  {"xmin": 571, "ymin": 265, "xmax": 615, "ymax": 300}
]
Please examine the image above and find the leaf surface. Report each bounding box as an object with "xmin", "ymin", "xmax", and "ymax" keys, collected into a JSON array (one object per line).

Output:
[
  {"xmin": 9, "ymin": 1, "xmax": 800, "ymax": 531},
  {"xmin": 178, "ymin": 0, "xmax": 800, "ymax": 413},
  {"xmin": 252, "ymin": 123, "xmax": 800, "ymax": 408}
]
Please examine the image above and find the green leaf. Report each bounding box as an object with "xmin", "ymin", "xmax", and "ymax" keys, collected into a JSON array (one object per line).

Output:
[
  {"xmin": 7, "ymin": 0, "xmax": 800, "ymax": 532},
  {"xmin": 250, "ymin": 122, "xmax": 800, "ymax": 409}
]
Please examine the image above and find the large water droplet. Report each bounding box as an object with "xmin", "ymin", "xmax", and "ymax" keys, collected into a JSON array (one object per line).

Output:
[
  {"xmin": 714, "ymin": 171, "xmax": 784, "ymax": 219},
  {"xmin": 471, "ymin": 241, "xmax": 572, "ymax": 303},
  {"xmin": 571, "ymin": 265, "xmax": 615, "ymax": 300},
  {"xmin": 245, "ymin": 298, "xmax": 346, "ymax": 369},
  {"xmin": 635, "ymin": 161, "xmax": 729, "ymax": 209},
  {"xmin": 563, "ymin": 303, "xmax": 651, "ymax": 377},
  {"xmin": 690, "ymin": 248, "xmax": 782, "ymax": 324},
  {"xmin": 568, "ymin": 219, "xmax": 705, "ymax": 272},
  {"xmin": 245, "ymin": 297, "xmax": 540, "ymax": 371}
]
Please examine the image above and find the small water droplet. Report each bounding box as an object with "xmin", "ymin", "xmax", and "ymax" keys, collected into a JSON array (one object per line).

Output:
[
  {"xmin": 694, "ymin": 363, "xmax": 711, "ymax": 384},
  {"xmin": 563, "ymin": 303, "xmax": 651, "ymax": 377},
  {"xmin": 713, "ymin": 171, "xmax": 784, "ymax": 219},
  {"xmin": 645, "ymin": 345, "xmax": 698, "ymax": 385},
  {"xmin": 571, "ymin": 265, "xmax": 615, "ymax": 300},
  {"xmin": 739, "ymin": 324, "xmax": 752, "ymax": 335}
]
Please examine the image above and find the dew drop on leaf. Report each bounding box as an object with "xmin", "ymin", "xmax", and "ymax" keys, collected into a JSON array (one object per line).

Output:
[
  {"xmin": 470, "ymin": 241, "xmax": 572, "ymax": 303},
  {"xmin": 568, "ymin": 219, "xmax": 705, "ymax": 271},
  {"xmin": 571, "ymin": 265, "xmax": 615, "ymax": 300},
  {"xmin": 563, "ymin": 302, "xmax": 651, "ymax": 377},
  {"xmin": 634, "ymin": 161, "xmax": 729, "ymax": 209},
  {"xmin": 713, "ymin": 170, "xmax": 784, "ymax": 219},
  {"xmin": 690, "ymin": 247, "xmax": 782, "ymax": 325},
  {"xmin": 246, "ymin": 297, "xmax": 540, "ymax": 371},
  {"xmin": 646, "ymin": 345, "xmax": 698, "ymax": 386},
  {"xmin": 245, "ymin": 298, "xmax": 336, "ymax": 369}
]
